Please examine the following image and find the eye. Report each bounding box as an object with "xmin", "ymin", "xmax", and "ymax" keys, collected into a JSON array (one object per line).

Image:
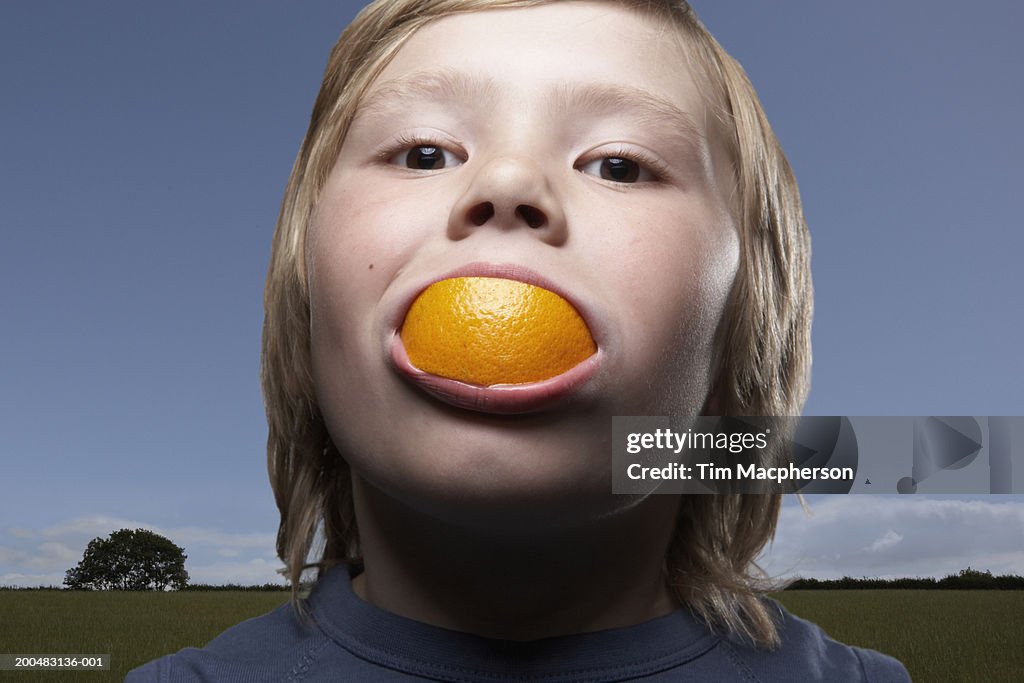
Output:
[
  {"xmin": 387, "ymin": 142, "xmax": 464, "ymax": 170},
  {"xmin": 577, "ymin": 156, "xmax": 656, "ymax": 184}
]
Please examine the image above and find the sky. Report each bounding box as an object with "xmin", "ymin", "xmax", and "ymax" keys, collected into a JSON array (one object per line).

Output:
[{"xmin": 1, "ymin": 1, "xmax": 1022, "ymax": 588}]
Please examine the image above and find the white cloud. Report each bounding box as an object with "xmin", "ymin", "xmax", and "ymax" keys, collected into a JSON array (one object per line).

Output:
[
  {"xmin": 164, "ymin": 526, "xmax": 275, "ymax": 550},
  {"xmin": 187, "ymin": 558, "xmax": 287, "ymax": 586},
  {"xmin": 39, "ymin": 515, "xmax": 148, "ymax": 539},
  {"xmin": 26, "ymin": 542, "xmax": 79, "ymax": 569},
  {"xmin": 0, "ymin": 572, "xmax": 64, "ymax": 588},
  {"xmin": 37, "ymin": 515, "xmax": 275, "ymax": 552},
  {"xmin": 37, "ymin": 541, "xmax": 78, "ymax": 561},
  {"xmin": 762, "ymin": 496, "xmax": 1024, "ymax": 579},
  {"xmin": 0, "ymin": 542, "xmax": 78, "ymax": 571},
  {"xmin": 865, "ymin": 529, "xmax": 904, "ymax": 553},
  {"xmin": 1, "ymin": 515, "xmax": 279, "ymax": 587}
]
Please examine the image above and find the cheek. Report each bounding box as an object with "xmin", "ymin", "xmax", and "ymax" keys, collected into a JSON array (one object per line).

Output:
[
  {"xmin": 601, "ymin": 197, "xmax": 737, "ymax": 322},
  {"xmin": 306, "ymin": 196, "xmax": 394, "ymax": 465},
  {"xmin": 310, "ymin": 169, "xmax": 456, "ymax": 283},
  {"xmin": 307, "ymin": 224, "xmax": 365, "ymax": 352},
  {"xmin": 307, "ymin": 174, "xmax": 420, "ymax": 334},
  {"xmin": 306, "ymin": 181, "xmax": 391, "ymax": 394},
  {"xmin": 591, "ymin": 200, "xmax": 738, "ymax": 411},
  {"xmin": 311, "ymin": 179, "xmax": 396, "ymax": 276}
]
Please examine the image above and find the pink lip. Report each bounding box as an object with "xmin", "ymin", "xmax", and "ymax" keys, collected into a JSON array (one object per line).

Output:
[
  {"xmin": 387, "ymin": 262, "xmax": 602, "ymax": 415},
  {"xmin": 390, "ymin": 336, "xmax": 601, "ymax": 414}
]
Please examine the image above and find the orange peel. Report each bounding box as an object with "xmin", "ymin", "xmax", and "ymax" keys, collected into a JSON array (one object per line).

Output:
[{"xmin": 400, "ymin": 276, "xmax": 596, "ymax": 386}]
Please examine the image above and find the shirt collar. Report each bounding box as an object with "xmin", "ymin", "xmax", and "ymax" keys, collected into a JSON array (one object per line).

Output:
[{"xmin": 307, "ymin": 563, "xmax": 719, "ymax": 682}]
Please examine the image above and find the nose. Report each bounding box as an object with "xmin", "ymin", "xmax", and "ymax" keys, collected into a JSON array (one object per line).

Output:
[{"xmin": 447, "ymin": 156, "xmax": 568, "ymax": 245}]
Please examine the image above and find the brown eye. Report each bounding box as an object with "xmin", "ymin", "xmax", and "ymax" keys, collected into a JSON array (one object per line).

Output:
[
  {"xmin": 600, "ymin": 157, "xmax": 639, "ymax": 182},
  {"xmin": 388, "ymin": 143, "xmax": 463, "ymax": 171},
  {"xmin": 406, "ymin": 146, "xmax": 446, "ymax": 169},
  {"xmin": 578, "ymin": 155, "xmax": 654, "ymax": 184}
]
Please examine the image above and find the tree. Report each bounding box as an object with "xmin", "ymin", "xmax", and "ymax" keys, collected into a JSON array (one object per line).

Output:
[{"xmin": 64, "ymin": 528, "xmax": 189, "ymax": 591}]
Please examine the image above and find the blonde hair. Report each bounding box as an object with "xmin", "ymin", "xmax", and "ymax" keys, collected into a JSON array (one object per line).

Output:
[{"xmin": 262, "ymin": 0, "xmax": 811, "ymax": 649}]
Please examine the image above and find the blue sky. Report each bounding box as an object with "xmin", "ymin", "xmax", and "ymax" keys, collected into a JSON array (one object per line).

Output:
[{"xmin": 2, "ymin": 1, "xmax": 1022, "ymax": 587}]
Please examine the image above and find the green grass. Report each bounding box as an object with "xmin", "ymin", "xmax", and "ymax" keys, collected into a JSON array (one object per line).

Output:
[
  {"xmin": 1, "ymin": 589, "xmax": 1020, "ymax": 682},
  {"xmin": 772, "ymin": 590, "xmax": 1024, "ymax": 682},
  {"xmin": 0, "ymin": 590, "xmax": 290, "ymax": 682}
]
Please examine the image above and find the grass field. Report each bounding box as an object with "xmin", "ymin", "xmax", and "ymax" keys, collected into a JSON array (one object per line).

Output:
[
  {"xmin": 0, "ymin": 590, "xmax": 290, "ymax": 682},
  {"xmin": 1, "ymin": 589, "xmax": 1021, "ymax": 681},
  {"xmin": 772, "ymin": 590, "xmax": 1024, "ymax": 682}
]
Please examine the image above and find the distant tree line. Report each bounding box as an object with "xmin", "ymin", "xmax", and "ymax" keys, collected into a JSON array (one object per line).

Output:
[
  {"xmin": 183, "ymin": 583, "xmax": 289, "ymax": 591},
  {"xmin": 786, "ymin": 567, "xmax": 1024, "ymax": 590},
  {"xmin": 22, "ymin": 525, "xmax": 1024, "ymax": 592},
  {"xmin": 1, "ymin": 583, "xmax": 290, "ymax": 591},
  {"xmin": 7, "ymin": 568, "xmax": 1024, "ymax": 591}
]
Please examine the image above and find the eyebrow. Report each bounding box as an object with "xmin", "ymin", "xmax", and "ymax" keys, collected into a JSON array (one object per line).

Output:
[
  {"xmin": 354, "ymin": 68, "xmax": 705, "ymax": 151},
  {"xmin": 356, "ymin": 69, "xmax": 499, "ymax": 119}
]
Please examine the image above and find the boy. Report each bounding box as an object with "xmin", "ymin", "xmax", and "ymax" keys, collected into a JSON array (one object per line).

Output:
[{"xmin": 129, "ymin": 1, "xmax": 910, "ymax": 680}]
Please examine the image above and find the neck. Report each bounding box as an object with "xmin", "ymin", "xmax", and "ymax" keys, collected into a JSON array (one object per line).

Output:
[{"xmin": 349, "ymin": 476, "xmax": 682, "ymax": 641}]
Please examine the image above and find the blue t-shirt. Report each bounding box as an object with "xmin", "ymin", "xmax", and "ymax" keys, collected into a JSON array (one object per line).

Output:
[{"xmin": 126, "ymin": 566, "xmax": 910, "ymax": 682}]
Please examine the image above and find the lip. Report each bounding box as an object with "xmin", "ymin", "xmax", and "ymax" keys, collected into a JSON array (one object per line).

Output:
[
  {"xmin": 387, "ymin": 262, "xmax": 603, "ymax": 414},
  {"xmin": 391, "ymin": 337, "xmax": 601, "ymax": 414}
]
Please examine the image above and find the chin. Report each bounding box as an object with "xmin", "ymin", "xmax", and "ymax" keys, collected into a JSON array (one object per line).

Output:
[{"xmin": 348, "ymin": 419, "xmax": 627, "ymax": 531}]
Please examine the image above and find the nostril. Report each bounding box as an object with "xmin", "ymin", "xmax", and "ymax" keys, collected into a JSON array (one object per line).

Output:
[
  {"xmin": 469, "ymin": 202, "xmax": 494, "ymax": 226},
  {"xmin": 516, "ymin": 204, "xmax": 546, "ymax": 229}
]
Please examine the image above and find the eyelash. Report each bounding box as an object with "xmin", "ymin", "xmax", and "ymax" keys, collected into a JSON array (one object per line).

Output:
[
  {"xmin": 581, "ymin": 145, "xmax": 670, "ymax": 184},
  {"xmin": 378, "ymin": 134, "xmax": 669, "ymax": 184},
  {"xmin": 377, "ymin": 133, "xmax": 467, "ymax": 165}
]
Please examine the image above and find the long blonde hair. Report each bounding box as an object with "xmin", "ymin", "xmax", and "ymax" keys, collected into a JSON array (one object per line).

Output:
[{"xmin": 261, "ymin": 0, "xmax": 812, "ymax": 649}]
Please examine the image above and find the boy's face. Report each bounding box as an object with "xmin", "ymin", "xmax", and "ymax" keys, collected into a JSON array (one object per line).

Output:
[{"xmin": 308, "ymin": 2, "xmax": 738, "ymax": 523}]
